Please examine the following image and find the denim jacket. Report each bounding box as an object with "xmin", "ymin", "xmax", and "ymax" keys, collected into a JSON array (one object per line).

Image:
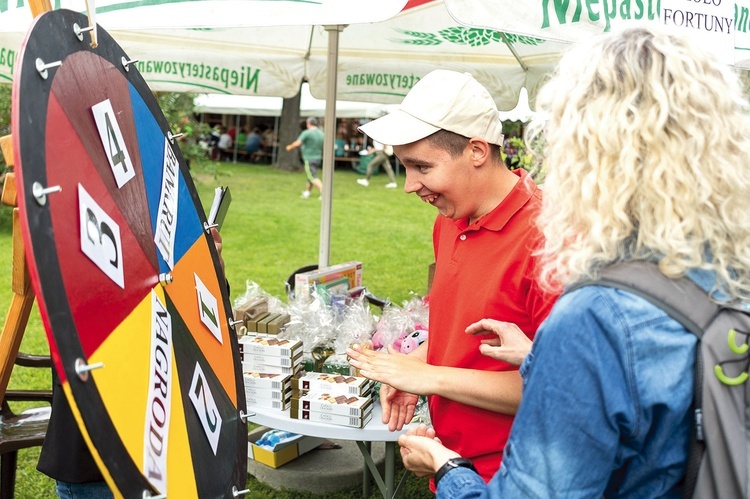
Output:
[{"xmin": 438, "ymin": 284, "xmax": 697, "ymax": 498}]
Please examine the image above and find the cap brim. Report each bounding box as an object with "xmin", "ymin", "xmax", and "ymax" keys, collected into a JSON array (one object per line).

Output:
[{"xmin": 358, "ymin": 109, "xmax": 440, "ymax": 146}]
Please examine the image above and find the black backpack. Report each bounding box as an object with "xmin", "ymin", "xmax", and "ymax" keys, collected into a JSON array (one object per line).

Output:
[{"xmin": 566, "ymin": 261, "xmax": 749, "ymax": 499}]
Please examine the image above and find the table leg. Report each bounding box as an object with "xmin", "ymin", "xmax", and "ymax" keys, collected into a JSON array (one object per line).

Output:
[
  {"xmin": 385, "ymin": 441, "xmax": 395, "ymax": 497},
  {"xmin": 363, "ymin": 441, "xmax": 372, "ymax": 497},
  {"xmin": 356, "ymin": 441, "xmax": 387, "ymax": 497},
  {"xmin": 356, "ymin": 441, "xmax": 407, "ymax": 499}
]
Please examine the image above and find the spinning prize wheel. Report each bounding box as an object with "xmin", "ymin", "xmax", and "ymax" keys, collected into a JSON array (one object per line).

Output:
[{"xmin": 11, "ymin": 9, "xmax": 247, "ymax": 498}]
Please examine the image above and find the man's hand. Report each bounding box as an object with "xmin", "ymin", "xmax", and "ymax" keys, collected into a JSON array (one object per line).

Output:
[
  {"xmin": 379, "ymin": 383, "xmax": 419, "ymax": 431},
  {"xmin": 347, "ymin": 344, "xmax": 432, "ymax": 396},
  {"xmin": 398, "ymin": 424, "xmax": 460, "ymax": 477},
  {"xmin": 465, "ymin": 318, "xmax": 532, "ymax": 367}
]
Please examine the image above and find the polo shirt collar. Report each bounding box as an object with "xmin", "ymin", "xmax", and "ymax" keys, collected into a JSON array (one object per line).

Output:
[{"xmin": 455, "ymin": 169, "xmax": 538, "ymax": 232}]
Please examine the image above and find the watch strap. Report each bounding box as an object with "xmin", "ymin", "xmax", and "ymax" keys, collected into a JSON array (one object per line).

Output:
[{"xmin": 434, "ymin": 457, "xmax": 477, "ymax": 488}]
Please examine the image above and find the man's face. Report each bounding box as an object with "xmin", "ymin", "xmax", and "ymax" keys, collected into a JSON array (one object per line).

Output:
[{"xmin": 394, "ymin": 139, "xmax": 475, "ymax": 221}]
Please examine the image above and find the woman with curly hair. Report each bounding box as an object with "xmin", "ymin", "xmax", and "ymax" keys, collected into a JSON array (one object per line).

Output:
[{"xmin": 394, "ymin": 25, "xmax": 750, "ymax": 498}]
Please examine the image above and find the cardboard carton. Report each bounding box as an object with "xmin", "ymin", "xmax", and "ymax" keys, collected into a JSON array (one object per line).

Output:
[
  {"xmin": 242, "ymin": 361, "xmax": 303, "ymax": 376},
  {"xmin": 242, "ymin": 372, "xmax": 292, "ymax": 391},
  {"xmin": 291, "ymin": 405, "xmax": 373, "ymax": 428},
  {"xmin": 267, "ymin": 314, "xmax": 290, "ymax": 335},
  {"xmin": 244, "ymin": 385, "xmax": 292, "ymax": 400},
  {"xmin": 290, "ymin": 391, "xmax": 373, "ymax": 418},
  {"xmin": 247, "ymin": 393, "xmax": 292, "ymax": 410},
  {"xmin": 292, "ymin": 372, "xmax": 373, "ymax": 397},
  {"xmin": 248, "ymin": 431, "xmax": 327, "ymax": 469},
  {"xmin": 239, "ymin": 336, "xmax": 303, "ymax": 358},
  {"xmin": 242, "ymin": 350, "xmax": 303, "ymax": 368}
]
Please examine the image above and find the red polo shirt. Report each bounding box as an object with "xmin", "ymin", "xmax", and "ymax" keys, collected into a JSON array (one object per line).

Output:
[{"xmin": 427, "ymin": 169, "xmax": 558, "ymax": 483}]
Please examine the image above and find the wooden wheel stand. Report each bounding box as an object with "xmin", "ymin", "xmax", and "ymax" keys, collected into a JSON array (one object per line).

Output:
[
  {"xmin": 0, "ymin": 4, "xmax": 56, "ymax": 489},
  {"xmin": 0, "ymin": 0, "xmax": 52, "ymax": 404},
  {"xmin": 0, "ymin": 134, "xmax": 36, "ymax": 406},
  {"xmin": 0, "ymin": 133, "xmax": 54, "ymax": 499}
]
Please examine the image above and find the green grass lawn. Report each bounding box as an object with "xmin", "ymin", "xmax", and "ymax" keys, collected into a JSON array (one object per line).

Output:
[{"xmin": 0, "ymin": 159, "xmax": 436, "ymax": 498}]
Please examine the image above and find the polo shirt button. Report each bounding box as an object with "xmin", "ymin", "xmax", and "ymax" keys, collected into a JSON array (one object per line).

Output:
[{"xmin": 459, "ymin": 234, "xmax": 466, "ymax": 241}]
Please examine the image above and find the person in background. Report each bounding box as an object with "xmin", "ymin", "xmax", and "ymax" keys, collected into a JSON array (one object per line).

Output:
[
  {"xmin": 285, "ymin": 117, "xmax": 324, "ymax": 199},
  {"xmin": 236, "ymin": 126, "xmax": 248, "ymax": 151},
  {"xmin": 244, "ymin": 127, "xmax": 263, "ymax": 160},
  {"xmin": 208, "ymin": 125, "xmax": 221, "ymax": 161},
  {"xmin": 393, "ymin": 25, "xmax": 750, "ymax": 498},
  {"xmin": 217, "ymin": 126, "xmax": 232, "ymax": 160},
  {"xmin": 356, "ymin": 139, "xmax": 398, "ymax": 188},
  {"xmin": 347, "ymin": 69, "xmax": 558, "ymax": 490}
]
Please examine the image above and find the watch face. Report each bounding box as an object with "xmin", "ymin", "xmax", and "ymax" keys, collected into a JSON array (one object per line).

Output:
[{"xmin": 12, "ymin": 9, "xmax": 246, "ymax": 497}]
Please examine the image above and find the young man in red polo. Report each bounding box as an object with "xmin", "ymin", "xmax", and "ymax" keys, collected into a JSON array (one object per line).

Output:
[{"xmin": 348, "ymin": 69, "xmax": 558, "ymax": 488}]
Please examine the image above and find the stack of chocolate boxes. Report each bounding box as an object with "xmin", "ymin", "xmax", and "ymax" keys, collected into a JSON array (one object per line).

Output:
[
  {"xmin": 290, "ymin": 372, "xmax": 375, "ymax": 428},
  {"xmin": 240, "ymin": 335, "xmax": 303, "ymax": 410}
]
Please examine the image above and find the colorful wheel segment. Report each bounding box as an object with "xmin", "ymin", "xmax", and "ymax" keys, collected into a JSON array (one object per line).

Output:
[{"xmin": 11, "ymin": 9, "xmax": 247, "ymax": 498}]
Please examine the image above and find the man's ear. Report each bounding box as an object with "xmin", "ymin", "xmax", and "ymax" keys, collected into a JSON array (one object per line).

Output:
[{"xmin": 468, "ymin": 138, "xmax": 491, "ymax": 166}]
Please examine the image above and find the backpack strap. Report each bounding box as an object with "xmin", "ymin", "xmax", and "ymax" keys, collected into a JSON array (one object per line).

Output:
[
  {"xmin": 565, "ymin": 261, "xmax": 720, "ymax": 339},
  {"xmin": 565, "ymin": 261, "xmax": 721, "ymax": 499}
]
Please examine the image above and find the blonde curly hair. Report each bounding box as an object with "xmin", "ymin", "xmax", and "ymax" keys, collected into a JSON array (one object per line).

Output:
[{"xmin": 528, "ymin": 26, "xmax": 750, "ymax": 300}]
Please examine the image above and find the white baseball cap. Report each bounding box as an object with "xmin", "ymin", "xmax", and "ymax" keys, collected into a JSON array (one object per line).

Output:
[{"xmin": 358, "ymin": 69, "xmax": 505, "ymax": 146}]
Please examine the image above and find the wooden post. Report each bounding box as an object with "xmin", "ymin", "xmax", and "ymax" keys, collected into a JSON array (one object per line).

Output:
[
  {"xmin": 28, "ymin": 0, "xmax": 52, "ymax": 18},
  {"xmin": 0, "ymin": 135, "xmax": 36, "ymax": 401}
]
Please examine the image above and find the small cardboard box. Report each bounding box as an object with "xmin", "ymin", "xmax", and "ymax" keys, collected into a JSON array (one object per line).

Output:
[
  {"xmin": 290, "ymin": 391, "xmax": 373, "ymax": 417},
  {"xmin": 239, "ymin": 336, "xmax": 303, "ymax": 358},
  {"xmin": 242, "ymin": 350, "xmax": 303, "ymax": 368},
  {"xmin": 256, "ymin": 313, "xmax": 281, "ymax": 334},
  {"xmin": 244, "ymin": 385, "xmax": 291, "ymax": 400},
  {"xmin": 248, "ymin": 432, "xmax": 327, "ymax": 469},
  {"xmin": 291, "ymin": 404, "xmax": 373, "ymax": 428},
  {"xmin": 242, "ymin": 361, "xmax": 303, "ymax": 376},
  {"xmin": 292, "ymin": 372, "xmax": 374, "ymax": 397},
  {"xmin": 267, "ymin": 314, "xmax": 290, "ymax": 335},
  {"xmin": 233, "ymin": 297, "xmax": 269, "ymax": 328},
  {"xmin": 247, "ymin": 392, "xmax": 292, "ymax": 410},
  {"xmin": 242, "ymin": 372, "xmax": 292, "ymax": 391},
  {"xmin": 246, "ymin": 312, "xmax": 272, "ymax": 333}
]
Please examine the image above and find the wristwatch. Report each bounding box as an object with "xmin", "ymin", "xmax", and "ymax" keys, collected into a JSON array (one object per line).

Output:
[{"xmin": 434, "ymin": 457, "xmax": 477, "ymax": 488}]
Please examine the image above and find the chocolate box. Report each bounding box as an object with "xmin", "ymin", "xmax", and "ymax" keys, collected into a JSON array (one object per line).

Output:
[
  {"xmin": 246, "ymin": 392, "xmax": 292, "ymax": 410},
  {"xmin": 291, "ymin": 403, "xmax": 373, "ymax": 428},
  {"xmin": 244, "ymin": 385, "xmax": 292, "ymax": 400},
  {"xmin": 292, "ymin": 372, "xmax": 374, "ymax": 397},
  {"xmin": 239, "ymin": 336, "xmax": 303, "ymax": 358},
  {"xmin": 242, "ymin": 372, "xmax": 292, "ymax": 392},
  {"xmin": 242, "ymin": 361, "xmax": 303, "ymax": 376},
  {"xmin": 242, "ymin": 350, "xmax": 303, "ymax": 368},
  {"xmin": 290, "ymin": 391, "xmax": 373, "ymax": 418}
]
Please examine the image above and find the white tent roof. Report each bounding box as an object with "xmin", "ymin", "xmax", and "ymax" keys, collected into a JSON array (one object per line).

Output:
[
  {"xmin": 194, "ymin": 83, "xmax": 534, "ymax": 121},
  {"xmin": 193, "ymin": 83, "xmax": 395, "ymax": 119}
]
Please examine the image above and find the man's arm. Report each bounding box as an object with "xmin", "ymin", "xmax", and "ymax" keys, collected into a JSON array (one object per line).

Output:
[
  {"xmin": 348, "ymin": 343, "xmax": 523, "ymax": 414},
  {"xmin": 285, "ymin": 139, "xmax": 302, "ymax": 151}
]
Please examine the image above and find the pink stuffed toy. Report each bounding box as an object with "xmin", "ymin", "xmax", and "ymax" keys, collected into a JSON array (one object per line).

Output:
[{"xmin": 400, "ymin": 328, "xmax": 428, "ymax": 354}]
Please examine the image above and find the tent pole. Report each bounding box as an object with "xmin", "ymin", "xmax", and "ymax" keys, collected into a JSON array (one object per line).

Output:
[
  {"xmin": 318, "ymin": 25, "xmax": 344, "ymax": 269},
  {"xmin": 272, "ymin": 116, "xmax": 279, "ymax": 164},
  {"xmin": 232, "ymin": 113, "xmax": 240, "ymax": 164},
  {"xmin": 499, "ymin": 33, "xmax": 528, "ymax": 72}
]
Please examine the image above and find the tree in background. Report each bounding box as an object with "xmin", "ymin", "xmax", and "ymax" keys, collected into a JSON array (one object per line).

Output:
[{"xmin": 155, "ymin": 91, "xmax": 210, "ymax": 167}]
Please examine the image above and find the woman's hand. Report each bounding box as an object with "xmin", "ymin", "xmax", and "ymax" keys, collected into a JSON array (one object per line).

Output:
[
  {"xmin": 465, "ymin": 318, "xmax": 532, "ymax": 366},
  {"xmin": 398, "ymin": 424, "xmax": 461, "ymax": 477}
]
